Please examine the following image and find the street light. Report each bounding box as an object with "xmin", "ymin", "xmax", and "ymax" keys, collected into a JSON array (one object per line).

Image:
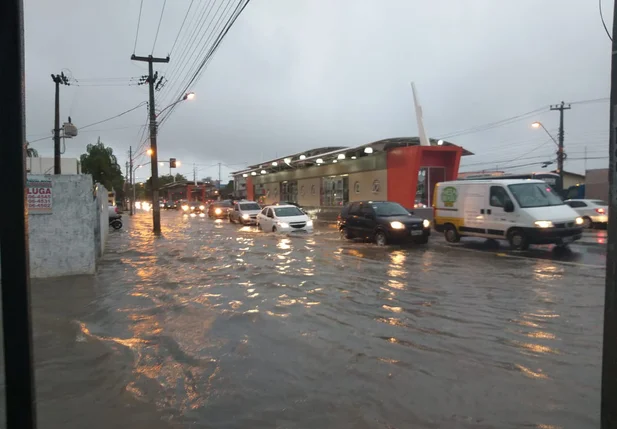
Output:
[
  {"xmin": 531, "ymin": 121, "xmax": 558, "ymax": 146},
  {"xmin": 147, "ymin": 148, "xmax": 153, "ymax": 156},
  {"xmin": 156, "ymin": 92, "xmax": 195, "ymax": 118}
]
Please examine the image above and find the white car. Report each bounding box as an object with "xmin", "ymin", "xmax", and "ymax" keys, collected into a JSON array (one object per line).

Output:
[
  {"xmin": 257, "ymin": 204, "xmax": 313, "ymax": 233},
  {"xmin": 229, "ymin": 200, "xmax": 262, "ymax": 225},
  {"xmin": 564, "ymin": 199, "xmax": 609, "ymax": 228}
]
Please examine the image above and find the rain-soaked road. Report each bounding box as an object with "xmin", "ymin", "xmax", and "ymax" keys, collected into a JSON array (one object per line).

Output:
[{"xmin": 26, "ymin": 210, "xmax": 606, "ymax": 428}]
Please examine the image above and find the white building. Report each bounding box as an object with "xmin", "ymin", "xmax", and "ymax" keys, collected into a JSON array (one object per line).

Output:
[{"xmin": 26, "ymin": 157, "xmax": 81, "ymax": 174}]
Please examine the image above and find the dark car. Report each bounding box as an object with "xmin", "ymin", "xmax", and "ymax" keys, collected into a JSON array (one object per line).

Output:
[
  {"xmin": 338, "ymin": 201, "xmax": 430, "ymax": 246},
  {"xmin": 208, "ymin": 200, "xmax": 233, "ymax": 219}
]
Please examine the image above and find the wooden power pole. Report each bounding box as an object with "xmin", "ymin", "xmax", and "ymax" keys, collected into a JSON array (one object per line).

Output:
[
  {"xmin": 51, "ymin": 72, "xmax": 69, "ymax": 174},
  {"xmin": 130, "ymin": 54, "xmax": 169, "ymax": 234},
  {"xmin": 602, "ymin": 1, "xmax": 617, "ymax": 427}
]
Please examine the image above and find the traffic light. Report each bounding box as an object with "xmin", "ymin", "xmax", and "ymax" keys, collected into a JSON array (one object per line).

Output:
[{"xmin": 170, "ymin": 158, "xmax": 176, "ymax": 168}]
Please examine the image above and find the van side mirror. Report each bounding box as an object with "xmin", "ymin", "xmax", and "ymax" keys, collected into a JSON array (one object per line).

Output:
[{"xmin": 504, "ymin": 201, "xmax": 514, "ymax": 213}]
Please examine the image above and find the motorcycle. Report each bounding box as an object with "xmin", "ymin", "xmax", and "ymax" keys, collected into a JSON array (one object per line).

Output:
[{"xmin": 110, "ymin": 215, "xmax": 123, "ymax": 230}]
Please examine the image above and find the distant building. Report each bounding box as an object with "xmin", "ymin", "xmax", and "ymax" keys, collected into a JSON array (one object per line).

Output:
[
  {"xmin": 26, "ymin": 157, "xmax": 81, "ymax": 174},
  {"xmin": 552, "ymin": 170, "xmax": 585, "ymax": 190},
  {"xmin": 585, "ymin": 168, "xmax": 609, "ymax": 201}
]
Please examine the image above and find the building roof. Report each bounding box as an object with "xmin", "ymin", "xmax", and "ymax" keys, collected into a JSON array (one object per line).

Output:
[
  {"xmin": 232, "ymin": 137, "xmax": 472, "ymax": 176},
  {"xmin": 159, "ymin": 180, "xmax": 215, "ymax": 190}
]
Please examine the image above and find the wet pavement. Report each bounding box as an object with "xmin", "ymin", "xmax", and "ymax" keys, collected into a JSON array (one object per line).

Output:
[{"xmin": 16, "ymin": 210, "xmax": 607, "ymax": 428}]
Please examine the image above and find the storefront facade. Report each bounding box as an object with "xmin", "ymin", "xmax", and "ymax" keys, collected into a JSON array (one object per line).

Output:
[{"xmin": 233, "ymin": 138, "xmax": 470, "ymax": 217}]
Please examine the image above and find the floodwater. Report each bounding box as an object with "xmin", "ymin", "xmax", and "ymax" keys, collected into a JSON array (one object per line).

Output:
[{"xmin": 7, "ymin": 211, "xmax": 606, "ymax": 428}]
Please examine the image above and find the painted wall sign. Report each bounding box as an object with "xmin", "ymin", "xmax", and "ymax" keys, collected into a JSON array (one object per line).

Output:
[
  {"xmin": 354, "ymin": 181, "xmax": 360, "ymax": 194},
  {"xmin": 372, "ymin": 180, "xmax": 380, "ymax": 194},
  {"xmin": 27, "ymin": 175, "xmax": 53, "ymax": 214}
]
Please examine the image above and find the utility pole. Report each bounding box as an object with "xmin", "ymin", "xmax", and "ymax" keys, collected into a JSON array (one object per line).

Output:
[
  {"xmin": 51, "ymin": 72, "xmax": 69, "ymax": 174},
  {"xmin": 193, "ymin": 163, "xmax": 197, "ymax": 185},
  {"xmin": 2, "ymin": 0, "xmax": 37, "ymax": 428},
  {"xmin": 129, "ymin": 146, "xmax": 134, "ymax": 216},
  {"xmin": 602, "ymin": 2, "xmax": 617, "ymax": 426},
  {"xmin": 550, "ymin": 101, "xmax": 571, "ymax": 189},
  {"xmin": 131, "ymin": 54, "xmax": 169, "ymax": 234},
  {"xmin": 218, "ymin": 162, "xmax": 221, "ymax": 190}
]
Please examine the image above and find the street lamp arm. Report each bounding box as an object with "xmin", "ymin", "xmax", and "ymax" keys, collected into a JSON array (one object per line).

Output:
[
  {"xmin": 155, "ymin": 93, "xmax": 195, "ymax": 118},
  {"xmin": 532, "ymin": 122, "xmax": 559, "ymax": 147}
]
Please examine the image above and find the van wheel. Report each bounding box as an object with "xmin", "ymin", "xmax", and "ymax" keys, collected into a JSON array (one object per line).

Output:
[
  {"xmin": 444, "ymin": 224, "xmax": 460, "ymax": 243},
  {"xmin": 582, "ymin": 216, "xmax": 592, "ymax": 229},
  {"xmin": 375, "ymin": 231, "xmax": 387, "ymax": 246},
  {"xmin": 508, "ymin": 229, "xmax": 529, "ymax": 250},
  {"xmin": 272, "ymin": 226, "xmax": 277, "ymax": 233}
]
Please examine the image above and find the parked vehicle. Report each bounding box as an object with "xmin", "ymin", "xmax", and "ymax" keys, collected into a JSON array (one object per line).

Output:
[
  {"xmin": 229, "ymin": 200, "xmax": 262, "ymax": 225},
  {"xmin": 257, "ymin": 205, "xmax": 313, "ymax": 233},
  {"xmin": 110, "ymin": 216, "xmax": 122, "ymax": 230},
  {"xmin": 338, "ymin": 201, "xmax": 430, "ymax": 246},
  {"xmin": 433, "ymin": 179, "xmax": 584, "ymax": 250},
  {"xmin": 208, "ymin": 200, "xmax": 233, "ymax": 219},
  {"xmin": 108, "ymin": 204, "xmax": 120, "ymax": 218},
  {"xmin": 564, "ymin": 199, "xmax": 609, "ymax": 228}
]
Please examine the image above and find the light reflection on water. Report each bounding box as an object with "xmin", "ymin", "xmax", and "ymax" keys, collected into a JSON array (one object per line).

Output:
[{"xmin": 81, "ymin": 212, "xmax": 604, "ymax": 429}]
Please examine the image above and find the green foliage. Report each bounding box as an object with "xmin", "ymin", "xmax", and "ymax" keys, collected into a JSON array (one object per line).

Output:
[{"xmin": 80, "ymin": 139, "xmax": 124, "ymax": 193}]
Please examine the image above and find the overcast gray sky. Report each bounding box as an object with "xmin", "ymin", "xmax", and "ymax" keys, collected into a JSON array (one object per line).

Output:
[{"xmin": 24, "ymin": 0, "xmax": 612, "ymax": 182}]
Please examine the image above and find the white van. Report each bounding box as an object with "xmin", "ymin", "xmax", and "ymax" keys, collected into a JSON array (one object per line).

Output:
[{"xmin": 433, "ymin": 179, "xmax": 584, "ymax": 250}]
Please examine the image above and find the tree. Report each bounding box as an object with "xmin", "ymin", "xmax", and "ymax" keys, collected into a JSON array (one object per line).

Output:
[
  {"xmin": 143, "ymin": 174, "xmax": 187, "ymax": 199},
  {"xmin": 80, "ymin": 138, "xmax": 124, "ymax": 195},
  {"xmin": 224, "ymin": 180, "xmax": 234, "ymax": 195}
]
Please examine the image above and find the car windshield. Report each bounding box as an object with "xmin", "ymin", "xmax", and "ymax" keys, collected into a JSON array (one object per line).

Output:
[
  {"xmin": 372, "ymin": 202, "xmax": 410, "ymax": 216},
  {"xmin": 507, "ymin": 183, "xmax": 564, "ymax": 208},
  {"xmin": 274, "ymin": 206, "xmax": 304, "ymax": 217},
  {"xmin": 190, "ymin": 202, "xmax": 201, "ymax": 207},
  {"xmin": 240, "ymin": 203, "xmax": 261, "ymax": 210},
  {"xmin": 592, "ymin": 200, "xmax": 608, "ymax": 206}
]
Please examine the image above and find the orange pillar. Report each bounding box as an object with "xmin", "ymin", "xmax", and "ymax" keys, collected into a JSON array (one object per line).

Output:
[{"xmin": 246, "ymin": 177, "xmax": 254, "ymax": 200}]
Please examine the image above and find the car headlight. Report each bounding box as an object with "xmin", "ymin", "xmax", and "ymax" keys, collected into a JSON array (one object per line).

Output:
[
  {"xmin": 242, "ymin": 214, "xmax": 250, "ymax": 219},
  {"xmin": 422, "ymin": 219, "xmax": 430, "ymax": 228},
  {"xmin": 278, "ymin": 222, "xmax": 289, "ymax": 228},
  {"xmin": 181, "ymin": 205, "xmax": 189, "ymax": 211},
  {"xmin": 306, "ymin": 220, "xmax": 313, "ymax": 227},
  {"xmin": 390, "ymin": 221, "xmax": 405, "ymax": 230},
  {"xmin": 199, "ymin": 205, "xmax": 205, "ymax": 210},
  {"xmin": 575, "ymin": 217, "xmax": 584, "ymax": 225},
  {"xmin": 534, "ymin": 220, "xmax": 554, "ymax": 228},
  {"xmin": 215, "ymin": 208, "xmax": 222, "ymax": 214}
]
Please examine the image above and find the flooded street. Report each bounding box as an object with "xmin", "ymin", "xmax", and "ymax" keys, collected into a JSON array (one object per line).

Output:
[{"xmin": 24, "ymin": 211, "xmax": 605, "ymax": 428}]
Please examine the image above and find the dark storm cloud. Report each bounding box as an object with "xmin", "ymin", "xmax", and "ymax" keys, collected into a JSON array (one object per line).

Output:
[{"xmin": 24, "ymin": 0, "xmax": 612, "ymax": 181}]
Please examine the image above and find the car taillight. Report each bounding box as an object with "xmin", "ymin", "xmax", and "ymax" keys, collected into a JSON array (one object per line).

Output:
[
  {"xmin": 596, "ymin": 208, "xmax": 606, "ymax": 214},
  {"xmin": 115, "ymin": 207, "xmax": 118, "ymax": 213}
]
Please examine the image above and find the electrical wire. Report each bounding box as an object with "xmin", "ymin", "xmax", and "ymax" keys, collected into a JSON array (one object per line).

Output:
[
  {"xmin": 152, "ymin": 0, "xmax": 168, "ymax": 54},
  {"xmin": 599, "ymin": 0, "xmax": 613, "ymax": 41},
  {"xmin": 170, "ymin": 0, "xmax": 196, "ymax": 56},
  {"xmin": 133, "ymin": 0, "xmax": 145, "ymax": 54},
  {"xmin": 80, "ymin": 102, "xmax": 147, "ymax": 130}
]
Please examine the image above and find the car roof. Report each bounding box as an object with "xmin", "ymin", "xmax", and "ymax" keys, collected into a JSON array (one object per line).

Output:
[{"xmin": 266, "ymin": 204, "xmax": 299, "ymax": 209}]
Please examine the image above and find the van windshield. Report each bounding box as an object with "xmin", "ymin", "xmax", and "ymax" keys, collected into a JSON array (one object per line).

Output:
[{"xmin": 507, "ymin": 183, "xmax": 564, "ymax": 208}]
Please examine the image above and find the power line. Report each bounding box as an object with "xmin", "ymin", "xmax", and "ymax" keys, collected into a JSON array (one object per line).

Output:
[
  {"xmin": 152, "ymin": 0, "xmax": 168, "ymax": 54},
  {"xmin": 599, "ymin": 0, "xmax": 613, "ymax": 41},
  {"xmin": 80, "ymin": 102, "xmax": 147, "ymax": 129},
  {"xmin": 133, "ymin": 0, "xmax": 144, "ymax": 54},
  {"xmin": 170, "ymin": 0, "xmax": 196, "ymax": 56}
]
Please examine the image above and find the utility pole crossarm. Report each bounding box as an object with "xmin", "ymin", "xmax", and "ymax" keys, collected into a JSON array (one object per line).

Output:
[{"xmin": 130, "ymin": 54, "xmax": 170, "ymax": 63}]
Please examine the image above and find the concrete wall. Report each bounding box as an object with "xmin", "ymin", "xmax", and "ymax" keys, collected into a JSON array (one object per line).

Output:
[
  {"xmin": 298, "ymin": 177, "xmax": 321, "ymax": 206},
  {"xmin": 26, "ymin": 157, "xmax": 80, "ymax": 174},
  {"xmin": 28, "ymin": 175, "xmax": 98, "ymax": 278},
  {"xmin": 349, "ymin": 169, "xmax": 388, "ymax": 202},
  {"xmin": 94, "ymin": 183, "xmax": 109, "ymax": 258}
]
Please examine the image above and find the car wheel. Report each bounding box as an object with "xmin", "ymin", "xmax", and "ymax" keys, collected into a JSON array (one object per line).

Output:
[
  {"xmin": 340, "ymin": 227, "xmax": 352, "ymax": 240},
  {"xmin": 444, "ymin": 224, "xmax": 460, "ymax": 243},
  {"xmin": 582, "ymin": 216, "xmax": 593, "ymax": 229},
  {"xmin": 374, "ymin": 231, "xmax": 387, "ymax": 246},
  {"xmin": 508, "ymin": 229, "xmax": 529, "ymax": 251},
  {"xmin": 272, "ymin": 226, "xmax": 277, "ymax": 233}
]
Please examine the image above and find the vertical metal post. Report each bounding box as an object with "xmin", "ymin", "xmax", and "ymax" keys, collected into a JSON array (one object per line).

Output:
[
  {"xmin": 0, "ymin": 0, "xmax": 38, "ymax": 427},
  {"xmin": 602, "ymin": 2, "xmax": 617, "ymax": 426}
]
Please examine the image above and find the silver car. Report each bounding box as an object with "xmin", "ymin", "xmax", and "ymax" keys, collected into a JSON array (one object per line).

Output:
[
  {"xmin": 229, "ymin": 200, "xmax": 262, "ymax": 225},
  {"xmin": 564, "ymin": 199, "xmax": 609, "ymax": 228}
]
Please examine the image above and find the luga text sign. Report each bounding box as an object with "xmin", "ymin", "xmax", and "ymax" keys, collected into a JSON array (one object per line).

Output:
[{"xmin": 26, "ymin": 175, "xmax": 53, "ymax": 214}]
